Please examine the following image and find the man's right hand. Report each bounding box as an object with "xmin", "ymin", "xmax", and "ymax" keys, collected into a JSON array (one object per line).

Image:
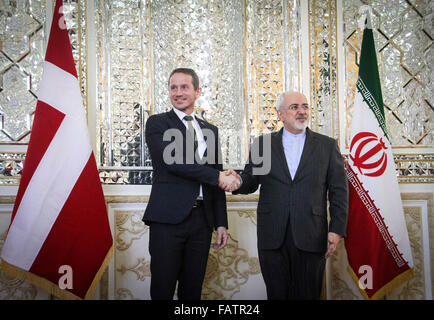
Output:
[{"xmin": 218, "ymin": 170, "xmax": 240, "ymax": 192}]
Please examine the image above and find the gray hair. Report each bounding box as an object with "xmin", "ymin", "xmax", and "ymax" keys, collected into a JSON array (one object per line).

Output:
[{"xmin": 275, "ymin": 91, "xmax": 307, "ymax": 110}]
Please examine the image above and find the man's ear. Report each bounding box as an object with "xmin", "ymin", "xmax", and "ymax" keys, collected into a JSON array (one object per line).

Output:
[
  {"xmin": 195, "ymin": 87, "xmax": 202, "ymax": 98},
  {"xmin": 276, "ymin": 108, "xmax": 282, "ymax": 121}
]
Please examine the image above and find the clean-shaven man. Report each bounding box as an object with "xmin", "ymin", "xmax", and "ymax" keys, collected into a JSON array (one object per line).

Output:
[{"xmin": 143, "ymin": 68, "xmax": 239, "ymax": 300}]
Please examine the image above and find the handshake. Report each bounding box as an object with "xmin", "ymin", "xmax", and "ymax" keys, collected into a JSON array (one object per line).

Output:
[{"xmin": 218, "ymin": 169, "xmax": 241, "ymax": 192}]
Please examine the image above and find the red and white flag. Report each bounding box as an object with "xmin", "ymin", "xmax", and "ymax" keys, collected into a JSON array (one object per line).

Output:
[
  {"xmin": 344, "ymin": 13, "xmax": 413, "ymax": 299},
  {"xmin": 1, "ymin": 0, "xmax": 113, "ymax": 300}
]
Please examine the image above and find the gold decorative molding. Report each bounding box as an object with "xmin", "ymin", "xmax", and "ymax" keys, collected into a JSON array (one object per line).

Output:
[
  {"xmin": 202, "ymin": 233, "xmax": 260, "ymax": 300},
  {"xmin": 98, "ymin": 270, "xmax": 109, "ymax": 300},
  {"xmin": 309, "ymin": 0, "xmax": 339, "ymax": 139},
  {"xmin": 230, "ymin": 208, "xmax": 257, "ymax": 225},
  {"xmin": 329, "ymin": 241, "xmax": 360, "ymax": 299},
  {"xmin": 106, "ymin": 196, "xmax": 150, "ymax": 204},
  {"xmin": 117, "ymin": 257, "xmax": 150, "ymax": 282},
  {"xmin": 0, "ymin": 229, "xmax": 38, "ymax": 299},
  {"xmin": 115, "ymin": 210, "xmax": 148, "ymax": 251},
  {"xmin": 386, "ymin": 206, "xmax": 425, "ymax": 299},
  {"xmin": 401, "ymin": 193, "xmax": 434, "ymax": 296},
  {"xmin": 116, "ymin": 288, "xmax": 139, "ymax": 300},
  {"xmin": 226, "ymin": 194, "xmax": 259, "ymax": 202}
]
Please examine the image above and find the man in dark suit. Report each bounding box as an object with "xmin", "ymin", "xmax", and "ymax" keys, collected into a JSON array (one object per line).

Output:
[
  {"xmin": 231, "ymin": 91, "xmax": 348, "ymax": 299},
  {"xmin": 143, "ymin": 68, "xmax": 239, "ymax": 300}
]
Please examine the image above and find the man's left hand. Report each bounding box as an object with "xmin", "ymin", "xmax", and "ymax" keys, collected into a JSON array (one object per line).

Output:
[
  {"xmin": 325, "ymin": 232, "xmax": 341, "ymax": 258},
  {"xmin": 213, "ymin": 226, "xmax": 228, "ymax": 250}
]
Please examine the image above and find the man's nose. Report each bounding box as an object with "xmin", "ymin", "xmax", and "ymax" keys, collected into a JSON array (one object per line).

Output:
[{"xmin": 297, "ymin": 109, "xmax": 308, "ymax": 117}]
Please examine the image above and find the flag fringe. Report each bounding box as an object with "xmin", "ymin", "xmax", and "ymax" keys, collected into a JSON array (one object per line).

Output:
[
  {"xmin": 1, "ymin": 259, "xmax": 80, "ymax": 300},
  {"xmin": 0, "ymin": 245, "xmax": 113, "ymax": 300},
  {"xmin": 84, "ymin": 245, "xmax": 113, "ymax": 300},
  {"xmin": 348, "ymin": 265, "xmax": 414, "ymax": 300}
]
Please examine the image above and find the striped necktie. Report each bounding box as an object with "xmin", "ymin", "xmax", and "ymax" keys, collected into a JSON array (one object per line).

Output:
[{"xmin": 184, "ymin": 115, "xmax": 198, "ymax": 151}]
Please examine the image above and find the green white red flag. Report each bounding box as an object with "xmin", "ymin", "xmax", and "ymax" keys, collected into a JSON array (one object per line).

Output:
[
  {"xmin": 344, "ymin": 13, "xmax": 414, "ymax": 299},
  {"xmin": 0, "ymin": 0, "xmax": 113, "ymax": 299}
]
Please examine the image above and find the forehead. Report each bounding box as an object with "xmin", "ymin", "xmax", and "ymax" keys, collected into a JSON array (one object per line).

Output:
[
  {"xmin": 283, "ymin": 93, "xmax": 308, "ymax": 105},
  {"xmin": 169, "ymin": 72, "xmax": 193, "ymax": 86}
]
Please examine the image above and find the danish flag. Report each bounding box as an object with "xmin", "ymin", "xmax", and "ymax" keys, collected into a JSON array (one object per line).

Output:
[{"xmin": 0, "ymin": 0, "xmax": 113, "ymax": 299}]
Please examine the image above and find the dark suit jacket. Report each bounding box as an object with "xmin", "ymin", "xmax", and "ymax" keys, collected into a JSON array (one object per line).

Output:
[
  {"xmin": 234, "ymin": 127, "xmax": 348, "ymax": 253},
  {"xmin": 143, "ymin": 109, "xmax": 228, "ymax": 230}
]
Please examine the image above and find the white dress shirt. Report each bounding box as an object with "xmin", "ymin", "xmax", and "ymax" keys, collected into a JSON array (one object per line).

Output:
[
  {"xmin": 282, "ymin": 129, "xmax": 306, "ymax": 180},
  {"xmin": 172, "ymin": 107, "xmax": 207, "ymax": 198}
]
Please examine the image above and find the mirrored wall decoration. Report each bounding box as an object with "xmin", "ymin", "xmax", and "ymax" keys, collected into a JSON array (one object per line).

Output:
[
  {"xmin": 62, "ymin": 0, "xmax": 88, "ymax": 114},
  {"xmin": 0, "ymin": 0, "xmax": 46, "ymax": 144},
  {"xmin": 308, "ymin": 0, "xmax": 339, "ymax": 139},
  {"xmin": 0, "ymin": 0, "xmax": 431, "ymax": 185},
  {"xmin": 343, "ymin": 0, "xmax": 433, "ymax": 148},
  {"xmin": 151, "ymin": 0, "xmax": 245, "ymax": 169},
  {"xmin": 96, "ymin": 0, "xmax": 153, "ymax": 184},
  {"xmin": 245, "ymin": 0, "xmax": 302, "ymax": 140}
]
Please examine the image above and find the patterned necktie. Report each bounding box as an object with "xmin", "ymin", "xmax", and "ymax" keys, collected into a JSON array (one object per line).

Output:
[{"xmin": 184, "ymin": 115, "xmax": 198, "ymax": 151}]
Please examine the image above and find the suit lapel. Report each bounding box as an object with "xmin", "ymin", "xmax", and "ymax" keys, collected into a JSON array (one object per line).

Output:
[
  {"xmin": 293, "ymin": 127, "xmax": 316, "ymax": 182},
  {"xmin": 196, "ymin": 116, "xmax": 210, "ymax": 158},
  {"xmin": 272, "ymin": 129, "xmax": 292, "ymax": 182},
  {"xmin": 168, "ymin": 109, "xmax": 187, "ymax": 134},
  {"xmin": 196, "ymin": 116, "xmax": 208, "ymax": 131}
]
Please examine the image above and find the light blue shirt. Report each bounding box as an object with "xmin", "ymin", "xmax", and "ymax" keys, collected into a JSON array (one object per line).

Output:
[{"xmin": 282, "ymin": 129, "xmax": 306, "ymax": 180}]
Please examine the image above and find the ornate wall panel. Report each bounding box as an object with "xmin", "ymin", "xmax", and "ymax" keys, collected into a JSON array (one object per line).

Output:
[
  {"xmin": 96, "ymin": 0, "xmax": 151, "ymax": 168},
  {"xmin": 0, "ymin": 0, "xmax": 46, "ymax": 144},
  {"xmin": 1, "ymin": 0, "xmax": 431, "ymax": 184},
  {"xmin": 0, "ymin": 0, "xmax": 87, "ymax": 185},
  {"xmin": 151, "ymin": 0, "xmax": 245, "ymax": 168},
  {"xmin": 62, "ymin": 0, "xmax": 87, "ymax": 114},
  {"xmin": 96, "ymin": 0, "xmax": 303, "ymax": 181},
  {"xmin": 343, "ymin": 0, "xmax": 433, "ymax": 148},
  {"xmin": 308, "ymin": 0, "xmax": 339, "ymax": 139},
  {"xmin": 3, "ymin": 192, "xmax": 430, "ymax": 300},
  {"xmin": 0, "ymin": 204, "xmax": 50, "ymax": 299},
  {"xmin": 106, "ymin": 198, "xmax": 266, "ymax": 300},
  {"xmin": 0, "ymin": 152, "xmax": 24, "ymax": 185},
  {"xmin": 96, "ymin": 0, "xmax": 153, "ymax": 185},
  {"xmin": 0, "ymin": 0, "xmax": 86, "ymax": 143},
  {"xmin": 96, "ymin": 0, "xmax": 246, "ymax": 180},
  {"xmin": 245, "ymin": 0, "xmax": 301, "ymax": 139}
]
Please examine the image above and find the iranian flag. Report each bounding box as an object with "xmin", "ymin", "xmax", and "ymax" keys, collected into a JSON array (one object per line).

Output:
[
  {"xmin": 0, "ymin": 0, "xmax": 113, "ymax": 300},
  {"xmin": 344, "ymin": 13, "xmax": 414, "ymax": 299}
]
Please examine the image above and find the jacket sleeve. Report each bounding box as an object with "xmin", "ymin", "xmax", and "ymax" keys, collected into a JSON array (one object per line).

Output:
[
  {"xmin": 326, "ymin": 139, "xmax": 349, "ymax": 237},
  {"xmin": 233, "ymin": 136, "xmax": 261, "ymax": 195},
  {"xmin": 145, "ymin": 115, "xmax": 220, "ymax": 186},
  {"xmin": 212, "ymin": 127, "xmax": 228, "ymax": 229}
]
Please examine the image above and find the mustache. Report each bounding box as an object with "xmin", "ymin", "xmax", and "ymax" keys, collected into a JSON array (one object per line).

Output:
[{"xmin": 296, "ymin": 115, "xmax": 308, "ymax": 120}]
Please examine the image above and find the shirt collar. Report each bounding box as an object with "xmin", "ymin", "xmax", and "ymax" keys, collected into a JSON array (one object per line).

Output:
[
  {"xmin": 282, "ymin": 128, "xmax": 306, "ymax": 139},
  {"xmin": 172, "ymin": 107, "xmax": 196, "ymax": 122}
]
